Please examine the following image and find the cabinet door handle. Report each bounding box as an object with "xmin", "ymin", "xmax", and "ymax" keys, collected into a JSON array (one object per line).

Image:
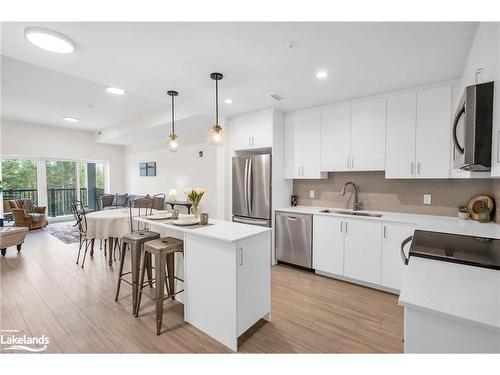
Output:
[
  {"xmin": 340, "ymin": 221, "xmax": 343, "ymax": 232},
  {"xmin": 417, "ymin": 162, "xmax": 422, "ymax": 175},
  {"xmin": 351, "ymin": 157, "xmax": 355, "ymax": 169},
  {"xmin": 383, "ymin": 225, "xmax": 387, "ymax": 239},
  {"xmin": 345, "ymin": 221, "xmax": 348, "ymax": 234},
  {"xmin": 239, "ymin": 247, "xmax": 244, "ymax": 266},
  {"xmin": 302, "ymin": 166, "xmax": 305, "ymax": 176},
  {"xmin": 410, "ymin": 162, "xmax": 414, "ymax": 175},
  {"xmin": 347, "ymin": 157, "xmax": 350, "ymax": 169},
  {"xmin": 252, "ymin": 136, "xmax": 254, "ymax": 146}
]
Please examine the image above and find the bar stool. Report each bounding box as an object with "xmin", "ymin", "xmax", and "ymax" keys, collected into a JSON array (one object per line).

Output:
[
  {"xmin": 135, "ymin": 237, "xmax": 184, "ymax": 335},
  {"xmin": 114, "ymin": 198, "xmax": 160, "ymax": 313}
]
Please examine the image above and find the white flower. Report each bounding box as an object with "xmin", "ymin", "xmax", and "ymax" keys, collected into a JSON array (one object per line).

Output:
[{"xmin": 194, "ymin": 187, "xmax": 205, "ymax": 194}]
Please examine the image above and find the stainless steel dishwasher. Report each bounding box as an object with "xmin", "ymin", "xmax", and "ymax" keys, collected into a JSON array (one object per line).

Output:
[{"xmin": 275, "ymin": 211, "xmax": 312, "ymax": 268}]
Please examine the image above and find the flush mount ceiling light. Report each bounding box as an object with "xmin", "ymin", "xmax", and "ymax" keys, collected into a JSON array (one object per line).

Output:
[
  {"xmin": 166, "ymin": 90, "xmax": 180, "ymax": 152},
  {"xmin": 24, "ymin": 27, "xmax": 75, "ymax": 54},
  {"xmin": 63, "ymin": 116, "xmax": 79, "ymax": 122},
  {"xmin": 224, "ymin": 98, "xmax": 233, "ymax": 104},
  {"xmin": 105, "ymin": 86, "xmax": 125, "ymax": 95},
  {"xmin": 207, "ymin": 72, "xmax": 225, "ymax": 147},
  {"xmin": 316, "ymin": 71, "xmax": 328, "ymax": 79}
]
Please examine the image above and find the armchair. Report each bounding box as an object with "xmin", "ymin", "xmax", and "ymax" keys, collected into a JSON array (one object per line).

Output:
[{"xmin": 8, "ymin": 199, "xmax": 48, "ymax": 230}]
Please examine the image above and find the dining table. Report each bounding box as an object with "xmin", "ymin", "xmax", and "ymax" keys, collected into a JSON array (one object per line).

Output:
[{"xmin": 85, "ymin": 208, "xmax": 137, "ymax": 266}]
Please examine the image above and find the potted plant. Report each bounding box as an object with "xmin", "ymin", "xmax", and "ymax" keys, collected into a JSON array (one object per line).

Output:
[
  {"xmin": 186, "ymin": 187, "xmax": 205, "ymax": 218},
  {"xmin": 458, "ymin": 204, "xmax": 469, "ymax": 220}
]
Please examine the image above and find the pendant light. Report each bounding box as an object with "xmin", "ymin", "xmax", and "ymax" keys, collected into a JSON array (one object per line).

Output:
[
  {"xmin": 207, "ymin": 72, "xmax": 225, "ymax": 146},
  {"xmin": 167, "ymin": 90, "xmax": 179, "ymax": 152}
]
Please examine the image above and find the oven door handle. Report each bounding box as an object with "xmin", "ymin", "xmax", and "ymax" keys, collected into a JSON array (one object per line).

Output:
[
  {"xmin": 453, "ymin": 104, "xmax": 465, "ymax": 155},
  {"xmin": 400, "ymin": 235, "xmax": 413, "ymax": 265}
]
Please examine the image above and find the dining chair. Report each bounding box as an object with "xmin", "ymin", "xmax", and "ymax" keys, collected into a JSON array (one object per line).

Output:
[
  {"xmin": 71, "ymin": 200, "xmax": 94, "ymax": 269},
  {"xmin": 115, "ymin": 197, "xmax": 160, "ymax": 313},
  {"xmin": 152, "ymin": 193, "xmax": 166, "ymax": 211}
]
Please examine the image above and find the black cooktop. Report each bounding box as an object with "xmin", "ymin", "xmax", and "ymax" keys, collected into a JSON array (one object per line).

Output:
[{"xmin": 409, "ymin": 230, "xmax": 500, "ymax": 270}]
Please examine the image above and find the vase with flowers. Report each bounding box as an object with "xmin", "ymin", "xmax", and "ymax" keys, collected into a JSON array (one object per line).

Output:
[{"xmin": 186, "ymin": 187, "xmax": 205, "ymax": 219}]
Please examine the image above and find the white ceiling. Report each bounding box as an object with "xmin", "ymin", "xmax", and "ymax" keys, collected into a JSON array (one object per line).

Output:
[
  {"xmin": 1, "ymin": 22, "xmax": 478, "ymax": 142},
  {"xmin": 1, "ymin": 56, "xmax": 166, "ymax": 130}
]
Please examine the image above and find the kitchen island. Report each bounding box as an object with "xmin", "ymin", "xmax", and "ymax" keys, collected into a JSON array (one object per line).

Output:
[{"xmin": 136, "ymin": 217, "xmax": 272, "ymax": 351}]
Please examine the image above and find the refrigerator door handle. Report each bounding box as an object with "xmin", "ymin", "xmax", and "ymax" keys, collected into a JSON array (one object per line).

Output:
[
  {"xmin": 233, "ymin": 216, "xmax": 270, "ymax": 226},
  {"xmin": 247, "ymin": 157, "xmax": 253, "ymax": 214},
  {"xmin": 243, "ymin": 158, "xmax": 250, "ymax": 216}
]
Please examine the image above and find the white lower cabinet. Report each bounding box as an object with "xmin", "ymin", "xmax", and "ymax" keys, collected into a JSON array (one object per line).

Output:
[
  {"xmin": 312, "ymin": 214, "xmax": 414, "ymax": 293},
  {"xmin": 343, "ymin": 219, "xmax": 382, "ymax": 285},
  {"xmin": 381, "ymin": 222, "xmax": 415, "ymax": 290},
  {"xmin": 313, "ymin": 215, "xmax": 344, "ymax": 275}
]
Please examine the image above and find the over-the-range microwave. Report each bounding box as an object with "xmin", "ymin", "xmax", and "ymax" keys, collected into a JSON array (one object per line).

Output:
[{"xmin": 452, "ymin": 81, "xmax": 494, "ymax": 172}]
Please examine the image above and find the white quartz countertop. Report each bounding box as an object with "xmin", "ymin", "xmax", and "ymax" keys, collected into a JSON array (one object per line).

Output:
[
  {"xmin": 399, "ymin": 257, "xmax": 500, "ymax": 331},
  {"xmin": 275, "ymin": 206, "xmax": 500, "ymax": 239},
  {"xmin": 136, "ymin": 217, "xmax": 271, "ymax": 243}
]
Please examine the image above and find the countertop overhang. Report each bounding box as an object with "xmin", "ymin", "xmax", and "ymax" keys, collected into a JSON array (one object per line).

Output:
[{"xmin": 136, "ymin": 217, "xmax": 271, "ymax": 243}]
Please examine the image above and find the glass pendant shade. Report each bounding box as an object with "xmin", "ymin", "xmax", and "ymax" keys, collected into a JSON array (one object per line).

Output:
[
  {"xmin": 208, "ymin": 72, "xmax": 225, "ymax": 147},
  {"xmin": 167, "ymin": 133, "xmax": 179, "ymax": 152},
  {"xmin": 207, "ymin": 124, "xmax": 225, "ymax": 146}
]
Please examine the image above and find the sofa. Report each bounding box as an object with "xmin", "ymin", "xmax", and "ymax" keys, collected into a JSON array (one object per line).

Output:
[
  {"xmin": 8, "ymin": 199, "xmax": 48, "ymax": 230},
  {"xmin": 0, "ymin": 226, "xmax": 29, "ymax": 256}
]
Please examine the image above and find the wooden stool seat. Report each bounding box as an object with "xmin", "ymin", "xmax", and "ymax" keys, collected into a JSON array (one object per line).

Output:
[
  {"xmin": 135, "ymin": 237, "xmax": 184, "ymax": 335},
  {"xmin": 123, "ymin": 230, "xmax": 159, "ymax": 243},
  {"xmin": 143, "ymin": 237, "xmax": 183, "ymax": 254}
]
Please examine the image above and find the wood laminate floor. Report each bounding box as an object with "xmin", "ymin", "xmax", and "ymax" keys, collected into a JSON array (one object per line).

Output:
[{"xmin": 0, "ymin": 225, "xmax": 403, "ymax": 353}]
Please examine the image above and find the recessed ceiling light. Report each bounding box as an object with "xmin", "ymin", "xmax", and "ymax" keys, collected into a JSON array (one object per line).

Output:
[
  {"xmin": 24, "ymin": 27, "xmax": 75, "ymax": 54},
  {"xmin": 225, "ymin": 98, "xmax": 233, "ymax": 104},
  {"xmin": 105, "ymin": 86, "xmax": 125, "ymax": 95},
  {"xmin": 316, "ymin": 71, "xmax": 328, "ymax": 79},
  {"xmin": 63, "ymin": 116, "xmax": 79, "ymax": 122}
]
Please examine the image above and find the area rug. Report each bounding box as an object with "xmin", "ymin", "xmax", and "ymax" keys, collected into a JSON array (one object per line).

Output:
[{"xmin": 43, "ymin": 223, "xmax": 80, "ymax": 244}]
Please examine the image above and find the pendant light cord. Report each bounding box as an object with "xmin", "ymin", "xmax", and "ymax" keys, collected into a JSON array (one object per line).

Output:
[
  {"xmin": 215, "ymin": 77, "xmax": 219, "ymax": 125},
  {"xmin": 171, "ymin": 94, "xmax": 175, "ymax": 134}
]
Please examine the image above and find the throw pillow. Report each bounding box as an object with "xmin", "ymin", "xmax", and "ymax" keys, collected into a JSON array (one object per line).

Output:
[{"xmin": 112, "ymin": 193, "xmax": 128, "ymax": 207}]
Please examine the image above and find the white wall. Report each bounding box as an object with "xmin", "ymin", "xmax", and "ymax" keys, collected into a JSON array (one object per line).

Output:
[
  {"xmin": 124, "ymin": 138, "xmax": 218, "ymax": 217},
  {"xmin": 0, "ymin": 119, "xmax": 126, "ymax": 192}
]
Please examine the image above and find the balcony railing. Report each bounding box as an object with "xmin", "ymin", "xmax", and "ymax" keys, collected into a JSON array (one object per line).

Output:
[{"xmin": 3, "ymin": 188, "xmax": 105, "ymax": 217}]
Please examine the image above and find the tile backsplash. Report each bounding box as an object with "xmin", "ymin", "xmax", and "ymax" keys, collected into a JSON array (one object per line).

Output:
[{"xmin": 293, "ymin": 172, "xmax": 499, "ymax": 221}]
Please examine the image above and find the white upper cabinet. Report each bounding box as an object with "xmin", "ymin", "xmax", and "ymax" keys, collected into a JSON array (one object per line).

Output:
[
  {"xmin": 386, "ymin": 85, "xmax": 452, "ymax": 179},
  {"xmin": 284, "ymin": 110, "xmax": 326, "ymax": 179},
  {"xmin": 230, "ymin": 111, "xmax": 273, "ymax": 151},
  {"xmin": 320, "ymin": 98, "xmax": 386, "ymax": 172},
  {"xmin": 350, "ymin": 98, "xmax": 387, "ymax": 171},
  {"xmin": 301, "ymin": 110, "xmax": 323, "ymax": 178},
  {"xmin": 386, "ymin": 92, "xmax": 417, "ymax": 178},
  {"xmin": 284, "ymin": 112, "xmax": 302, "ymax": 178},
  {"xmin": 320, "ymin": 104, "xmax": 351, "ymax": 171},
  {"xmin": 415, "ymin": 85, "xmax": 451, "ymax": 178}
]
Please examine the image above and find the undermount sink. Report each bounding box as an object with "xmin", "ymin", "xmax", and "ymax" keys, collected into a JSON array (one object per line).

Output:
[{"xmin": 319, "ymin": 209, "xmax": 383, "ymax": 218}]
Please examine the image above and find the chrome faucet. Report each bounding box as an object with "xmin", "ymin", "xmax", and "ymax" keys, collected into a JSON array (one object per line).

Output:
[{"xmin": 341, "ymin": 181, "xmax": 362, "ymax": 211}]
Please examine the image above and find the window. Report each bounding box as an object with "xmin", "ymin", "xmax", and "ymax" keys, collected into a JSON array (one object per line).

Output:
[{"xmin": 1, "ymin": 159, "xmax": 38, "ymax": 204}]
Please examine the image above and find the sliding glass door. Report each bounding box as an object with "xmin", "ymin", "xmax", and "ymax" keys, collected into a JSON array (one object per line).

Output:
[
  {"xmin": 1, "ymin": 157, "xmax": 109, "ymax": 220},
  {"xmin": 46, "ymin": 160, "xmax": 77, "ymax": 217}
]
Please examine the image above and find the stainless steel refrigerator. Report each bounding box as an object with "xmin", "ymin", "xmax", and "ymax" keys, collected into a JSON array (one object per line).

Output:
[{"xmin": 232, "ymin": 154, "xmax": 271, "ymax": 227}]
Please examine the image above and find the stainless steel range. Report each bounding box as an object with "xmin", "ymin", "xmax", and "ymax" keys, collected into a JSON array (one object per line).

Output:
[{"xmin": 401, "ymin": 230, "xmax": 500, "ymax": 270}]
